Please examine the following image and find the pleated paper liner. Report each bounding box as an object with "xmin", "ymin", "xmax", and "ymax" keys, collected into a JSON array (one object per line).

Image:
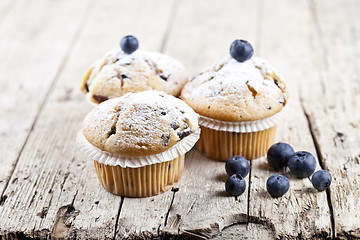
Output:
[
  {"xmin": 94, "ymin": 155, "xmax": 184, "ymax": 197},
  {"xmin": 77, "ymin": 128, "xmax": 200, "ymax": 197},
  {"xmin": 197, "ymin": 107, "xmax": 286, "ymax": 161},
  {"xmin": 197, "ymin": 126, "xmax": 277, "ymax": 161}
]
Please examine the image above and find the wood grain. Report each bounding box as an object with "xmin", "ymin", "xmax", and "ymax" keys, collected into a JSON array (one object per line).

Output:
[
  {"xmin": 163, "ymin": 150, "xmax": 249, "ymax": 239},
  {"xmin": 0, "ymin": 0, "xmax": 91, "ymax": 200},
  {"xmin": 247, "ymin": 0, "xmax": 332, "ymax": 238},
  {"xmin": 302, "ymin": 0, "xmax": 360, "ymax": 238},
  {"xmin": 0, "ymin": 0, "xmax": 358, "ymax": 239},
  {"xmin": 161, "ymin": 0, "xmax": 257, "ymax": 238},
  {"xmin": 0, "ymin": 0, "xmax": 173, "ymax": 238}
]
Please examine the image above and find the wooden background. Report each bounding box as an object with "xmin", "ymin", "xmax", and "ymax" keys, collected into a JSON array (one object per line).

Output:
[{"xmin": 0, "ymin": 0, "xmax": 359, "ymax": 239}]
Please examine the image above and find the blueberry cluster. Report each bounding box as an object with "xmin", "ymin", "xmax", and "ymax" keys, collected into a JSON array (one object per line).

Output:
[
  {"xmin": 223, "ymin": 143, "xmax": 332, "ymax": 198},
  {"xmin": 266, "ymin": 142, "xmax": 332, "ymax": 198},
  {"xmin": 224, "ymin": 156, "xmax": 249, "ymax": 196}
]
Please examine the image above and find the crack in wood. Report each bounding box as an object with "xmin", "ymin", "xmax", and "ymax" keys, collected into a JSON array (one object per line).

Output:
[
  {"xmin": 51, "ymin": 190, "xmax": 79, "ymax": 239},
  {"xmin": 246, "ymin": 160, "xmax": 253, "ymax": 224},
  {"xmin": 302, "ymin": 101, "xmax": 336, "ymax": 239},
  {"xmin": 59, "ymin": 171, "xmax": 70, "ymax": 199},
  {"xmin": 161, "ymin": 214, "xmax": 182, "ymax": 237},
  {"xmin": 181, "ymin": 223, "xmax": 221, "ymax": 239},
  {"xmin": 164, "ymin": 187, "xmax": 179, "ymax": 227},
  {"xmin": 0, "ymin": 194, "xmax": 8, "ymax": 206},
  {"xmin": 28, "ymin": 191, "xmax": 38, "ymax": 208},
  {"xmin": 112, "ymin": 196, "xmax": 124, "ymax": 240},
  {"xmin": 36, "ymin": 206, "xmax": 49, "ymax": 219},
  {"xmin": 0, "ymin": 0, "xmax": 94, "ymax": 213},
  {"xmin": 51, "ymin": 204, "xmax": 80, "ymax": 239},
  {"xmin": 0, "ymin": 229, "xmax": 51, "ymax": 239},
  {"xmin": 186, "ymin": 199, "xmax": 197, "ymax": 215}
]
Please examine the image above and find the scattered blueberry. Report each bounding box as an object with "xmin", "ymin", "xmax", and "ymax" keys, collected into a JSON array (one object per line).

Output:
[
  {"xmin": 266, "ymin": 174, "xmax": 290, "ymax": 198},
  {"xmin": 120, "ymin": 35, "xmax": 139, "ymax": 54},
  {"xmin": 225, "ymin": 156, "xmax": 250, "ymax": 177},
  {"xmin": 288, "ymin": 151, "xmax": 316, "ymax": 178},
  {"xmin": 312, "ymin": 170, "xmax": 332, "ymax": 191},
  {"xmin": 225, "ymin": 174, "xmax": 246, "ymax": 196},
  {"xmin": 229, "ymin": 39, "xmax": 254, "ymax": 62},
  {"xmin": 267, "ymin": 143, "xmax": 294, "ymax": 169}
]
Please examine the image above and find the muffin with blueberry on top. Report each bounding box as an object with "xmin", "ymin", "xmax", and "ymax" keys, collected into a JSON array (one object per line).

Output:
[
  {"xmin": 181, "ymin": 40, "xmax": 288, "ymax": 161},
  {"xmin": 77, "ymin": 90, "xmax": 200, "ymax": 197},
  {"xmin": 80, "ymin": 35, "xmax": 188, "ymax": 104}
]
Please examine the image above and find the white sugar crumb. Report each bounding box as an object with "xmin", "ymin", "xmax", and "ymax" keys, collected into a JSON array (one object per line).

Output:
[
  {"xmin": 186, "ymin": 56, "xmax": 285, "ymax": 101},
  {"xmin": 82, "ymin": 90, "xmax": 199, "ymax": 156},
  {"xmin": 86, "ymin": 49, "xmax": 187, "ymax": 92},
  {"xmin": 181, "ymin": 55, "xmax": 288, "ymax": 121}
]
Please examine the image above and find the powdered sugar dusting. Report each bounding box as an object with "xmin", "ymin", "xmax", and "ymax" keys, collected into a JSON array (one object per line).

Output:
[
  {"xmin": 82, "ymin": 90, "xmax": 199, "ymax": 156},
  {"xmin": 85, "ymin": 49, "xmax": 188, "ymax": 99},
  {"xmin": 181, "ymin": 55, "xmax": 288, "ymax": 121},
  {"xmin": 186, "ymin": 56, "xmax": 285, "ymax": 101}
]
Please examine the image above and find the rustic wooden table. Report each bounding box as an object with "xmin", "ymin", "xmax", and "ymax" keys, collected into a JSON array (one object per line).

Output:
[{"xmin": 0, "ymin": 0, "xmax": 359, "ymax": 239}]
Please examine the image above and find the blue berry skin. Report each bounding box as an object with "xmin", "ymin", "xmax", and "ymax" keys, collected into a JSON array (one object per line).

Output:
[
  {"xmin": 120, "ymin": 35, "xmax": 139, "ymax": 54},
  {"xmin": 225, "ymin": 156, "xmax": 250, "ymax": 177},
  {"xmin": 312, "ymin": 170, "xmax": 332, "ymax": 191},
  {"xmin": 266, "ymin": 174, "xmax": 290, "ymax": 198},
  {"xmin": 229, "ymin": 40, "xmax": 254, "ymax": 62},
  {"xmin": 267, "ymin": 143, "xmax": 294, "ymax": 169},
  {"xmin": 225, "ymin": 174, "xmax": 246, "ymax": 196},
  {"xmin": 288, "ymin": 151, "xmax": 317, "ymax": 178}
]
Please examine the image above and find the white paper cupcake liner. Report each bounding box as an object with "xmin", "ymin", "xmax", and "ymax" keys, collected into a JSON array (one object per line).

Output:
[
  {"xmin": 199, "ymin": 106, "xmax": 287, "ymax": 133},
  {"xmin": 76, "ymin": 128, "xmax": 201, "ymax": 168}
]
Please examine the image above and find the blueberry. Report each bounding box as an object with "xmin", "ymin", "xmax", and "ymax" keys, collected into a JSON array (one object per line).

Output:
[
  {"xmin": 267, "ymin": 143, "xmax": 294, "ymax": 169},
  {"xmin": 288, "ymin": 151, "xmax": 316, "ymax": 178},
  {"xmin": 225, "ymin": 174, "xmax": 246, "ymax": 196},
  {"xmin": 225, "ymin": 156, "xmax": 250, "ymax": 177},
  {"xmin": 312, "ymin": 170, "xmax": 332, "ymax": 191},
  {"xmin": 229, "ymin": 40, "xmax": 254, "ymax": 62},
  {"xmin": 120, "ymin": 35, "xmax": 139, "ymax": 54},
  {"xmin": 266, "ymin": 174, "xmax": 289, "ymax": 198}
]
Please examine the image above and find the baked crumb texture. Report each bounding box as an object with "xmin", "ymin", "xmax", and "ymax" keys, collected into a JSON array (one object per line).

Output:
[
  {"xmin": 82, "ymin": 90, "xmax": 199, "ymax": 156},
  {"xmin": 181, "ymin": 56, "xmax": 288, "ymax": 121},
  {"xmin": 81, "ymin": 49, "xmax": 188, "ymax": 103}
]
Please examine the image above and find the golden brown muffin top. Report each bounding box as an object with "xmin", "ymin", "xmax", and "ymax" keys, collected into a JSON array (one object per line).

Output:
[
  {"xmin": 181, "ymin": 56, "xmax": 288, "ymax": 121},
  {"xmin": 82, "ymin": 90, "xmax": 199, "ymax": 156},
  {"xmin": 81, "ymin": 49, "xmax": 188, "ymax": 104}
]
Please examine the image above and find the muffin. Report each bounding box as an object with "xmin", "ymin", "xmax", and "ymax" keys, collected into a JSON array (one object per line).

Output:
[
  {"xmin": 181, "ymin": 40, "xmax": 288, "ymax": 161},
  {"xmin": 80, "ymin": 36, "xmax": 188, "ymax": 104},
  {"xmin": 77, "ymin": 90, "xmax": 200, "ymax": 197}
]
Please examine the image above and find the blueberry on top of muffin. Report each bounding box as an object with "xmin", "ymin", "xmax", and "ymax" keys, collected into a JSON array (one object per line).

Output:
[
  {"xmin": 181, "ymin": 40, "xmax": 288, "ymax": 122},
  {"xmin": 81, "ymin": 36, "xmax": 188, "ymax": 104}
]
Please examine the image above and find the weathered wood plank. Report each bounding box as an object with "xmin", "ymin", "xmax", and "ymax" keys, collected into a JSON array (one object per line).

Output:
[
  {"xmin": 163, "ymin": 0, "xmax": 258, "ymax": 75},
  {"xmin": 0, "ymin": 0, "xmax": 91, "ymax": 199},
  {"xmin": 247, "ymin": 0, "xmax": 333, "ymax": 239},
  {"xmin": 212, "ymin": 223, "xmax": 275, "ymax": 239},
  {"xmin": 163, "ymin": 150, "xmax": 249, "ymax": 239},
  {"xmin": 112, "ymin": 1, "xmax": 182, "ymax": 239},
  {"xmin": 0, "ymin": 0, "xmax": 358, "ymax": 239},
  {"xmin": 301, "ymin": 0, "xmax": 360, "ymax": 238},
  {"xmin": 0, "ymin": 0, "xmax": 174, "ymax": 239},
  {"xmin": 162, "ymin": 0, "xmax": 258, "ymax": 238}
]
